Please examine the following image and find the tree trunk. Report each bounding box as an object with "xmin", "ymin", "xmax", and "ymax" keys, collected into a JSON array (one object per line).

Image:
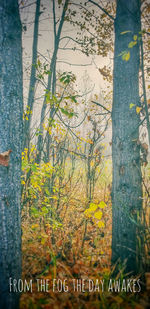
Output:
[
  {"xmin": 0, "ymin": 1, "xmax": 23, "ymax": 308},
  {"xmin": 112, "ymin": 0, "xmax": 142, "ymax": 274},
  {"xmin": 23, "ymin": 0, "xmax": 41, "ymax": 149},
  {"xmin": 36, "ymin": 0, "xmax": 69, "ymax": 164}
]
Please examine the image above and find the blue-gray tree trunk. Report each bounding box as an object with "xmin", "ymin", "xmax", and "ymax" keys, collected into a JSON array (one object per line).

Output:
[
  {"xmin": 0, "ymin": 0, "xmax": 23, "ymax": 308},
  {"xmin": 112, "ymin": 0, "xmax": 142, "ymax": 274}
]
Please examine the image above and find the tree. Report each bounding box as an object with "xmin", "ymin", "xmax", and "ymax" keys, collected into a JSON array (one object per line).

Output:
[
  {"xmin": 0, "ymin": 1, "xmax": 23, "ymax": 308},
  {"xmin": 23, "ymin": 0, "xmax": 41, "ymax": 149},
  {"xmin": 112, "ymin": 0, "xmax": 142, "ymax": 274},
  {"xmin": 36, "ymin": 0, "xmax": 69, "ymax": 164}
]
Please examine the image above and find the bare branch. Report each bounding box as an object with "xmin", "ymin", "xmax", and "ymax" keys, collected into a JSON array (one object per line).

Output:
[
  {"xmin": 88, "ymin": 0, "xmax": 115, "ymax": 21},
  {"xmin": 57, "ymin": 60, "xmax": 93, "ymax": 66},
  {"xmin": 91, "ymin": 101, "xmax": 111, "ymax": 114}
]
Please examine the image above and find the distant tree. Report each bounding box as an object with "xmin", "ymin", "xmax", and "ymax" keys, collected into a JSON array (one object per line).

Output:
[
  {"xmin": 36, "ymin": 0, "xmax": 69, "ymax": 164},
  {"xmin": 0, "ymin": 1, "xmax": 23, "ymax": 308},
  {"xmin": 23, "ymin": 0, "xmax": 41, "ymax": 149},
  {"xmin": 112, "ymin": 0, "xmax": 142, "ymax": 274}
]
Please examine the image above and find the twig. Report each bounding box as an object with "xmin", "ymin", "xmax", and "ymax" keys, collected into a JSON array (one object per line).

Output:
[{"xmin": 91, "ymin": 100, "xmax": 111, "ymax": 114}]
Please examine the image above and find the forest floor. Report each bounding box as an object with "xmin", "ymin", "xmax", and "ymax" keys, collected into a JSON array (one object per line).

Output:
[{"xmin": 20, "ymin": 158, "xmax": 150, "ymax": 308}]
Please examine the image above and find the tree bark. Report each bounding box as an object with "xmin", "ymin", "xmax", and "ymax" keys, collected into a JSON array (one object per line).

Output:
[
  {"xmin": 112, "ymin": 0, "xmax": 142, "ymax": 274},
  {"xmin": 0, "ymin": 1, "xmax": 23, "ymax": 308}
]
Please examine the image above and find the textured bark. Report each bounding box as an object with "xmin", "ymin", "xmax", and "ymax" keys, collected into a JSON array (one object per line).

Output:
[
  {"xmin": 0, "ymin": 1, "xmax": 23, "ymax": 308},
  {"xmin": 112, "ymin": 0, "xmax": 142, "ymax": 274},
  {"xmin": 23, "ymin": 0, "xmax": 41, "ymax": 149}
]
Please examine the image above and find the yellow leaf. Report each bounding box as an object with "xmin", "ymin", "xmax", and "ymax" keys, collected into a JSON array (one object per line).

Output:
[
  {"xmin": 48, "ymin": 128, "xmax": 52, "ymax": 135},
  {"xmin": 37, "ymin": 59, "xmax": 41, "ymax": 66},
  {"xmin": 97, "ymin": 221, "xmax": 105, "ymax": 228},
  {"xmin": 50, "ymin": 195, "xmax": 58, "ymax": 200},
  {"xmin": 122, "ymin": 51, "xmax": 130, "ymax": 61},
  {"xmin": 136, "ymin": 106, "xmax": 142, "ymax": 114},
  {"xmin": 90, "ymin": 160, "xmax": 94, "ymax": 167},
  {"xmin": 87, "ymin": 139, "xmax": 93, "ymax": 144},
  {"xmin": 85, "ymin": 212, "xmax": 92, "ymax": 218},
  {"xmin": 128, "ymin": 41, "xmax": 137, "ymax": 48},
  {"xmin": 120, "ymin": 30, "xmax": 131, "ymax": 35},
  {"xmin": 41, "ymin": 237, "xmax": 47, "ymax": 245},
  {"xmin": 94, "ymin": 211, "xmax": 102, "ymax": 220},
  {"xmin": 98, "ymin": 201, "xmax": 107, "ymax": 208},
  {"xmin": 129, "ymin": 103, "xmax": 135, "ymax": 109},
  {"xmin": 88, "ymin": 203, "xmax": 98, "ymax": 212},
  {"xmin": 133, "ymin": 35, "xmax": 137, "ymax": 41},
  {"xmin": 31, "ymin": 224, "xmax": 39, "ymax": 229}
]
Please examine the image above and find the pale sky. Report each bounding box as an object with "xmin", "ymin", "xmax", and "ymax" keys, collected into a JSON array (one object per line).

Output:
[
  {"xmin": 20, "ymin": 0, "xmax": 115, "ymax": 150},
  {"xmin": 21, "ymin": 0, "xmax": 114, "ymax": 95}
]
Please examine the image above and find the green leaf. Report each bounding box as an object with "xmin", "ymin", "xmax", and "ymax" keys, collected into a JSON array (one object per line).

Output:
[
  {"xmin": 60, "ymin": 108, "xmax": 74, "ymax": 118},
  {"xmin": 41, "ymin": 207, "xmax": 49, "ymax": 214},
  {"xmin": 31, "ymin": 207, "xmax": 38, "ymax": 214},
  {"xmin": 45, "ymin": 188, "xmax": 50, "ymax": 195},
  {"xmin": 59, "ymin": 71, "xmax": 76, "ymax": 84},
  {"xmin": 31, "ymin": 164, "xmax": 37, "ymax": 172},
  {"xmin": 71, "ymin": 96, "xmax": 77, "ymax": 103}
]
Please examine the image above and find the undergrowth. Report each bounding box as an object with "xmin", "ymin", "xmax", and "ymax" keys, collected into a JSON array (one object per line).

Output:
[{"xmin": 20, "ymin": 148, "xmax": 150, "ymax": 309}]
